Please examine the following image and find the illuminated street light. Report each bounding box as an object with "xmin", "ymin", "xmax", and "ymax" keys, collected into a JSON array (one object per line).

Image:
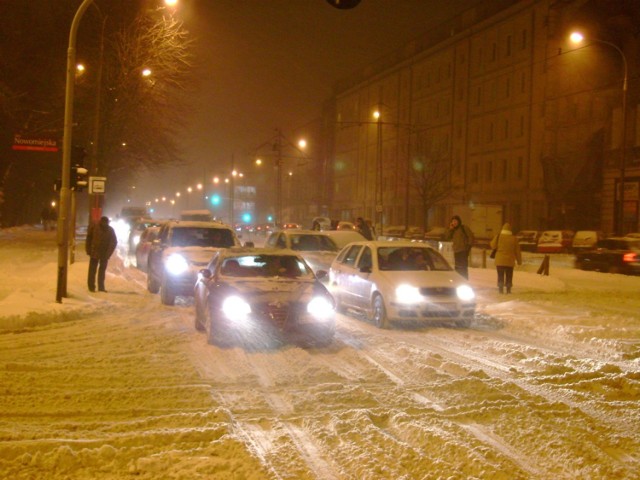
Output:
[
  {"xmin": 570, "ymin": 31, "xmax": 628, "ymax": 234},
  {"xmin": 142, "ymin": 68, "xmax": 152, "ymax": 77},
  {"xmin": 255, "ymin": 158, "xmax": 263, "ymax": 166},
  {"xmin": 298, "ymin": 139, "xmax": 307, "ymax": 149}
]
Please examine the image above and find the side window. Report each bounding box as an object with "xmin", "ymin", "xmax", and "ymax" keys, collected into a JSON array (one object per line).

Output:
[
  {"xmin": 159, "ymin": 226, "xmax": 170, "ymax": 243},
  {"xmin": 276, "ymin": 234, "xmax": 287, "ymax": 249},
  {"xmin": 342, "ymin": 245, "xmax": 362, "ymax": 267},
  {"xmin": 357, "ymin": 247, "xmax": 372, "ymax": 270},
  {"xmin": 266, "ymin": 233, "xmax": 277, "ymax": 247},
  {"xmin": 335, "ymin": 246, "xmax": 350, "ymax": 263}
]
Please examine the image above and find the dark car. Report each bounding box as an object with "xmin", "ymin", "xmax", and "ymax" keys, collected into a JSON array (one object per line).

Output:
[
  {"xmin": 147, "ymin": 220, "xmax": 241, "ymax": 305},
  {"xmin": 574, "ymin": 238, "xmax": 640, "ymax": 275},
  {"xmin": 194, "ymin": 248, "xmax": 335, "ymax": 347}
]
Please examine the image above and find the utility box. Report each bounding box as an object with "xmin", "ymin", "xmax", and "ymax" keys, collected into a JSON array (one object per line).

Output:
[{"xmin": 451, "ymin": 204, "xmax": 503, "ymax": 247}]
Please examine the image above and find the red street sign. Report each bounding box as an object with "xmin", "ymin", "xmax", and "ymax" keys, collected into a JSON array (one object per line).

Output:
[{"xmin": 12, "ymin": 134, "xmax": 59, "ymax": 152}]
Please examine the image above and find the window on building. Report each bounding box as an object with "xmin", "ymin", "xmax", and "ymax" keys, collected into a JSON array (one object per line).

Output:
[
  {"xmin": 486, "ymin": 161, "xmax": 493, "ymax": 182},
  {"xmin": 506, "ymin": 77, "xmax": 511, "ymax": 98},
  {"xmin": 491, "ymin": 43, "xmax": 497, "ymax": 61},
  {"xmin": 502, "ymin": 159, "xmax": 508, "ymax": 181},
  {"xmin": 488, "ymin": 122, "xmax": 494, "ymax": 142},
  {"xmin": 472, "ymin": 162, "xmax": 479, "ymax": 183},
  {"xmin": 476, "ymin": 86, "xmax": 482, "ymax": 106},
  {"xmin": 521, "ymin": 29, "xmax": 527, "ymax": 50},
  {"xmin": 504, "ymin": 119, "xmax": 509, "ymax": 139},
  {"xmin": 517, "ymin": 156, "xmax": 523, "ymax": 179},
  {"xmin": 506, "ymin": 35, "xmax": 512, "ymax": 57}
]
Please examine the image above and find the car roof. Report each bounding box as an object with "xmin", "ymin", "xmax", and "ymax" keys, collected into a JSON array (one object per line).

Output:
[
  {"xmin": 340, "ymin": 240, "xmax": 436, "ymax": 249},
  {"xmin": 216, "ymin": 247, "xmax": 307, "ymax": 258}
]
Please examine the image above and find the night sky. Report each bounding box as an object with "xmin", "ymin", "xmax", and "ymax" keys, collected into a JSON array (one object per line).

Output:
[{"xmin": 133, "ymin": 0, "xmax": 478, "ymax": 202}]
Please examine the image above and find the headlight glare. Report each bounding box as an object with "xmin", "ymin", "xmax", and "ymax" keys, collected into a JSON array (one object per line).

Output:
[
  {"xmin": 395, "ymin": 284, "xmax": 422, "ymax": 304},
  {"xmin": 166, "ymin": 254, "xmax": 189, "ymax": 276},
  {"xmin": 307, "ymin": 296, "xmax": 334, "ymax": 319},
  {"xmin": 456, "ymin": 285, "xmax": 475, "ymax": 302},
  {"xmin": 222, "ymin": 296, "xmax": 251, "ymax": 321}
]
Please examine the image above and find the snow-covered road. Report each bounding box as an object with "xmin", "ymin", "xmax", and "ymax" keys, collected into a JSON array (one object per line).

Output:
[{"xmin": 0, "ymin": 227, "xmax": 639, "ymax": 479}]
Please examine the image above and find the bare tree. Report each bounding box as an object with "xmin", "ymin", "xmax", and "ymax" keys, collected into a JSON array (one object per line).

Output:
[
  {"xmin": 93, "ymin": 11, "xmax": 195, "ymax": 175},
  {"xmin": 411, "ymin": 133, "xmax": 452, "ymax": 231}
]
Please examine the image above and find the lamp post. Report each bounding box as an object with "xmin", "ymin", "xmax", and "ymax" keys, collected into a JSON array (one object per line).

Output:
[
  {"xmin": 570, "ymin": 32, "xmax": 628, "ymax": 235},
  {"xmin": 56, "ymin": 0, "xmax": 94, "ymax": 303}
]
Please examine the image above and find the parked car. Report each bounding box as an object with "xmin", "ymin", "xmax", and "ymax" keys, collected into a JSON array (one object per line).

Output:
[
  {"xmin": 536, "ymin": 230, "xmax": 574, "ymax": 253},
  {"xmin": 265, "ymin": 229, "xmax": 341, "ymax": 276},
  {"xmin": 128, "ymin": 218, "xmax": 163, "ymax": 256},
  {"xmin": 574, "ymin": 238, "xmax": 640, "ymax": 275},
  {"xmin": 516, "ymin": 230, "xmax": 540, "ymax": 252},
  {"xmin": 624, "ymin": 232, "xmax": 640, "ymax": 240},
  {"xmin": 147, "ymin": 220, "xmax": 241, "ymax": 305},
  {"xmin": 571, "ymin": 230, "xmax": 604, "ymax": 253},
  {"xmin": 329, "ymin": 240, "xmax": 476, "ymax": 329},
  {"xmin": 336, "ymin": 221, "xmax": 355, "ymax": 231},
  {"xmin": 194, "ymin": 248, "xmax": 335, "ymax": 347},
  {"xmin": 424, "ymin": 227, "xmax": 447, "ymax": 241},
  {"xmin": 135, "ymin": 225, "xmax": 162, "ymax": 272},
  {"xmin": 321, "ymin": 230, "xmax": 367, "ymax": 249}
]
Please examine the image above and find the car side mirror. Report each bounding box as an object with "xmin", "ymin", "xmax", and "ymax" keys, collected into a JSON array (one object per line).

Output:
[
  {"xmin": 316, "ymin": 270, "xmax": 328, "ymax": 280},
  {"xmin": 244, "ymin": 241, "xmax": 255, "ymax": 248},
  {"xmin": 199, "ymin": 268, "xmax": 212, "ymax": 279}
]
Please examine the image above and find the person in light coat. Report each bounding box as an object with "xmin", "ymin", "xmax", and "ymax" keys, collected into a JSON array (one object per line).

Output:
[{"xmin": 490, "ymin": 222, "xmax": 522, "ymax": 294}]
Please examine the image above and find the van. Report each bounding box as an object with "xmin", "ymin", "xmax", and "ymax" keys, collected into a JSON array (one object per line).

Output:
[{"xmin": 571, "ymin": 231, "xmax": 603, "ymax": 253}]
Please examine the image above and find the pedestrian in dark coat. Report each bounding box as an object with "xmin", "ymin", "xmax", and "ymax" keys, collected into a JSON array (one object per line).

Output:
[
  {"xmin": 85, "ymin": 216, "xmax": 117, "ymax": 292},
  {"xmin": 355, "ymin": 217, "xmax": 373, "ymax": 240},
  {"xmin": 489, "ymin": 222, "xmax": 522, "ymax": 293},
  {"xmin": 444, "ymin": 215, "xmax": 474, "ymax": 279}
]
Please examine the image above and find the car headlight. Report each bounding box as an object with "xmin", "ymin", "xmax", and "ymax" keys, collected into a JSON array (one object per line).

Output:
[
  {"xmin": 395, "ymin": 284, "xmax": 422, "ymax": 304},
  {"xmin": 307, "ymin": 296, "xmax": 334, "ymax": 320},
  {"xmin": 132, "ymin": 235, "xmax": 141, "ymax": 246},
  {"xmin": 456, "ymin": 285, "xmax": 475, "ymax": 302},
  {"xmin": 222, "ymin": 296, "xmax": 251, "ymax": 322},
  {"xmin": 165, "ymin": 254, "xmax": 189, "ymax": 276}
]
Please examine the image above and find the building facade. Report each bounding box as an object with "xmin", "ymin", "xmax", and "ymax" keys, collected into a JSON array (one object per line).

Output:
[{"xmin": 322, "ymin": 0, "xmax": 639, "ymax": 236}]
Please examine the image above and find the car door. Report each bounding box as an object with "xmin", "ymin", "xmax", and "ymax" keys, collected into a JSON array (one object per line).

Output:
[
  {"xmin": 351, "ymin": 246, "xmax": 374, "ymax": 309},
  {"xmin": 333, "ymin": 244, "xmax": 363, "ymax": 308},
  {"xmin": 148, "ymin": 224, "xmax": 170, "ymax": 283}
]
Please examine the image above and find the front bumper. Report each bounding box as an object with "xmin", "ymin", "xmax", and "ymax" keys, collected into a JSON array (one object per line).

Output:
[{"xmin": 388, "ymin": 299, "xmax": 476, "ymax": 322}]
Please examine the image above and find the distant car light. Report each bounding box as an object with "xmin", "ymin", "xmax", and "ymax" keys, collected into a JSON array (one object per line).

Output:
[
  {"xmin": 132, "ymin": 234, "xmax": 141, "ymax": 246},
  {"xmin": 307, "ymin": 296, "xmax": 334, "ymax": 319},
  {"xmin": 165, "ymin": 253, "xmax": 189, "ymax": 276},
  {"xmin": 395, "ymin": 284, "xmax": 422, "ymax": 304},
  {"xmin": 222, "ymin": 296, "xmax": 251, "ymax": 321},
  {"xmin": 456, "ymin": 285, "xmax": 475, "ymax": 302}
]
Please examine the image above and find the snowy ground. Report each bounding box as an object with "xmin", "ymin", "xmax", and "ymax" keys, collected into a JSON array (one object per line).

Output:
[{"xmin": 0, "ymin": 225, "xmax": 639, "ymax": 479}]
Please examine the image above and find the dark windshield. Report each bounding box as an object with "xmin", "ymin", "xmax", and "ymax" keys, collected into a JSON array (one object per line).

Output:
[
  {"xmin": 290, "ymin": 234, "xmax": 338, "ymax": 252},
  {"xmin": 377, "ymin": 246, "xmax": 452, "ymax": 272},
  {"xmin": 220, "ymin": 255, "xmax": 313, "ymax": 278},
  {"xmin": 170, "ymin": 227, "xmax": 235, "ymax": 247}
]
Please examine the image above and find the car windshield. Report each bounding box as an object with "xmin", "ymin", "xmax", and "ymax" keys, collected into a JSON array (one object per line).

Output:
[
  {"xmin": 289, "ymin": 234, "xmax": 338, "ymax": 252},
  {"xmin": 220, "ymin": 254, "xmax": 313, "ymax": 278},
  {"xmin": 377, "ymin": 246, "xmax": 452, "ymax": 272},
  {"xmin": 170, "ymin": 227, "xmax": 235, "ymax": 247}
]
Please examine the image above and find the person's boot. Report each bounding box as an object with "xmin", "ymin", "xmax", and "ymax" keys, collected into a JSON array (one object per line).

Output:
[
  {"xmin": 506, "ymin": 286, "xmax": 512, "ymax": 294},
  {"xmin": 498, "ymin": 285, "xmax": 504, "ymax": 294}
]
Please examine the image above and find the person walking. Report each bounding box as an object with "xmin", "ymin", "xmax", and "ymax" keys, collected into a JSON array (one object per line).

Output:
[
  {"xmin": 85, "ymin": 216, "xmax": 117, "ymax": 292},
  {"xmin": 490, "ymin": 222, "xmax": 522, "ymax": 294},
  {"xmin": 444, "ymin": 215, "xmax": 474, "ymax": 279},
  {"xmin": 355, "ymin": 217, "xmax": 373, "ymax": 240}
]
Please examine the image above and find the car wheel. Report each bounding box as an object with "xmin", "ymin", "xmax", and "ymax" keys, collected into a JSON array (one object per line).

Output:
[
  {"xmin": 160, "ymin": 278, "xmax": 176, "ymax": 306},
  {"xmin": 370, "ymin": 293, "xmax": 390, "ymax": 329},
  {"xmin": 608, "ymin": 264, "xmax": 621, "ymax": 274},
  {"xmin": 147, "ymin": 271, "xmax": 160, "ymax": 294}
]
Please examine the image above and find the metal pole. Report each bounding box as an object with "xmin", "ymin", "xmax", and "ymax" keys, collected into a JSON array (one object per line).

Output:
[
  {"xmin": 618, "ymin": 48, "xmax": 628, "ymax": 236},
  {"xmin": 276, "ymin": 130, "xmax": 283, "ymax": 226},
  {"xmin": 56, "ymin": 0, "xmax": 94, "ymax": 303},
  {"xmin": 376, "ymin": 119, "xmax": 383, "ymax": 234}
]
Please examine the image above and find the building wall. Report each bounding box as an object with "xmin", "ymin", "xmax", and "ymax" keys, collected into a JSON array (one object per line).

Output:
[{"xmin": 324, "ymin": 0, "xmax": 640, "ymax": 235}]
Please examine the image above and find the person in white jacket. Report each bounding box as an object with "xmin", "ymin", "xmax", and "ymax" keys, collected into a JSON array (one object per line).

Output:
[{"xmin": 489, "ymin": 222, "xmax": 522, "ymax": 293}]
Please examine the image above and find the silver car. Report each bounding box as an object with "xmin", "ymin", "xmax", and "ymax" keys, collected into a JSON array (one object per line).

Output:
[{"xmin": 329, "ymin": 240, "xmax": 476, "ymax": 328}]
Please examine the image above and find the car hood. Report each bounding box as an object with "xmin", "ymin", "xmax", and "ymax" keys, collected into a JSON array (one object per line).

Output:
[
  {"xmin": 164, "ymin": 246, "xmax": 221, "ymax": 266},
  {"xmin": 300, "ymin": 251, "xmax": 338, "ymax": 272},
  {"xmin": 376, "ymin": 270, "xmax": 467, "ymax": 287}
]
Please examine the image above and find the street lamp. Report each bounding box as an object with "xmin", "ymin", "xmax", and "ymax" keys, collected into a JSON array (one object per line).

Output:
[{"xmin": 570, "ymin": 31, "xmax": 628, "ymax": 235}]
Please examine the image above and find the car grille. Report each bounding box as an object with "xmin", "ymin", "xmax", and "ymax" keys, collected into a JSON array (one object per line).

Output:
[
  {"xmin": 254, "ymin": 302, "xmax": 293, "ymax": 329},
  {"xmin": 419, "ymin": 287, "xmax": 457, "ymax": 297}
]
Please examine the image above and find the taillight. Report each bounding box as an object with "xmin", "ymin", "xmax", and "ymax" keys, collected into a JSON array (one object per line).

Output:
[{"xmin": 623, "ymin": 252, "xmax": 637, "ymax": 263}]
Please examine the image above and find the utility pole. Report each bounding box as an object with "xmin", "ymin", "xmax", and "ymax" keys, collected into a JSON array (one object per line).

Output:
[{"xmin": 56, "ymin": 0, "xmax": 94, "ymax": 303}]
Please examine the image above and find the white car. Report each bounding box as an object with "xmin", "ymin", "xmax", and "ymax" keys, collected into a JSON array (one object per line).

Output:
[
  {"xmin": 265, "ymin": 229, "xmax": 340, "ymax": 276},
  {"xmin": 329, "ymin": 240, "xmax": 476, "ymax": 328}
]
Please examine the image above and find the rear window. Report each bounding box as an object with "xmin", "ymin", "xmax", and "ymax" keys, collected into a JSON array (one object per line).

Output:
[
  {"xmin": 377, "ymin": 246, "xmax": 451, "ymax": 272},
  {"xmin": 290, "ymin": 234, "xmax": 338, "ymax": 252},
  {"xmin": 220, "ymin": 255, "xmax": 313, "ymax": 278},
  {"xmin": 170, "ymin": 227, "xmax": 235, "ymax": 247}
]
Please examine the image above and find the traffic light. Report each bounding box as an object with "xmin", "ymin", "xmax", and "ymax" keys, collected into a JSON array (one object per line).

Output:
[
  {"xmin": 71, "ymin": 165, "xmax": 89, "ymax": 191},
  {"xmin": 70, "ymin": 145, "xmax": 88, "ymax": 191}
]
